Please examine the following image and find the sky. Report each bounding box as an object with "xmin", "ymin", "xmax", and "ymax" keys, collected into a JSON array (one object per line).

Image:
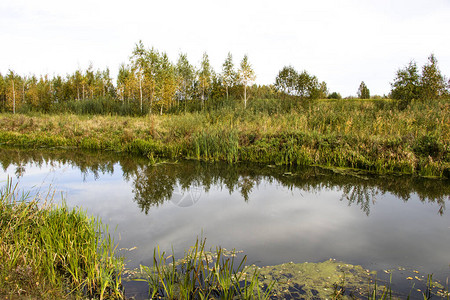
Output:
[{"xmin": 1, "ymin": 0, "xmax": 449, "ymax": 97}]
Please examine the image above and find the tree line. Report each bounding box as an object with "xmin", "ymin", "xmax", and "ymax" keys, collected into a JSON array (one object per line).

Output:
[
  {"xmin": 0, "ymin": 43, "xmax": 448, "ymax": 115},
  {"xmin": 0, "ymin": 41, "xmax": 260, "ymax": 115},
  {"xmin": 390, "ymin": 54, "xmax": 449, "ymax": 102}
]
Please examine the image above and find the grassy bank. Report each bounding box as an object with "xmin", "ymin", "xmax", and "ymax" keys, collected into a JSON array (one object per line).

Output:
[
  {"xmin": 0, "ymin": 180, "xmax": 124, "ymax": 299},
  {"xmin": 0, "ymin": 98, "xmax": 448, "ymax": 177}
]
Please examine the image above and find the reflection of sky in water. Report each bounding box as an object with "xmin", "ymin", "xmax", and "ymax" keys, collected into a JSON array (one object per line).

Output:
[{"xmin": 1, "ymin": 161, "xmax": 449, "ymax": 285}]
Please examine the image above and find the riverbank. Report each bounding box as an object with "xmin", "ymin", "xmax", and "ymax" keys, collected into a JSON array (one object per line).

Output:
[
  {"xmin": 0, "ymin": 98, "xmax": 448, "ymax": 177},
  {"xmin": 0, "ymin": 180, "xmax": 124, "ymax": 299}
]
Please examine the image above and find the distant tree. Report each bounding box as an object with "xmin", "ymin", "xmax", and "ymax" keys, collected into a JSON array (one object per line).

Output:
[
  {"xmin": 73, "ymin": 70, "xmax": 83, "ymax": 101},
  {"xmin": 26, "ymin": 76, "xmax": 39, "ymax": 107},
  {"xmin": 85, "ymin": 63, "xmax": 95, "ymax": 99},
  {"xmin": 155, "ymin": 53, "xmax": 177, "ymax": 115},
  {"xmin": 238, "ymin": 55, "xmax": 256, "ymax": 108},
  {"xmin": 296, "ymin": 71, "xmax": 311, "ymax": 98},
  {"xmin": 52, "ymin": 75, "xmax": 65, "ymax": 103},
  {"xmin": 420, "ymin": 54, "xmax": 448, "ymax": 100},
  {"xmin": 211, "ymin": 72, "xmax": 226, "ymax": 100},
  {"xmin": 318, "ymin": 81, "xmax": 328, "ymax": 99},
  {"xmin": 274, "ymin": 66, "xmax": 325, "ymax": 100},
  {"xmin": 357, "ymin": 81, "xmax": 370, "ymax": 99},
  {"xmin": 131, "ymin": 40, "xmax": 147, "ymax": 113},
  {"xmin": 306, "ymin": 75, "xmax": 321, "ymax": 100},
  {"xmin": 7, "ymin": 70, "xmax": 17, "ymax": 114},
  {"xmin": 198, "ymin": 52, "xmax": 212, "ymax": 107},
  {"xmin": 176, "ymin": 53, "xmax": 195, "ymax": 109},
  {"xmin": 328, "ymin": 92, "xmax": 342, "ymax": 99},
  {"xmin": 101, "ymin": 68, "xmax": 115, "ymax": 98},
  {"xmin": 274, "ymin": 66, "xmax": 298, "ymax": 95},
  {"xmin": 143, "ymin": 47, "xmax": 161, "ymax": 113},
  {"xmin": 37, "ymin": 75, "xmax": 52, "ymax": 111},
  {"xmin": 117, "ymin": 63, "xmax": 132, "ymax": 103},
  {"xmin": 0, "ymin": 73, "xmax": 6, "ymax": 109},
  {"xmin": 390, "ymin": 61, "xmax": 421, "ymax": 101},
  {"xmin": 222, "ymin": 52, "xmax": 236, "ymax": 100}
]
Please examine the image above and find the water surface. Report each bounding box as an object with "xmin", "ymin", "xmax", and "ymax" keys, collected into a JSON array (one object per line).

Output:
[{"xmin": 1, "ymin": 147, "xmax": 449, "ymax": 298}]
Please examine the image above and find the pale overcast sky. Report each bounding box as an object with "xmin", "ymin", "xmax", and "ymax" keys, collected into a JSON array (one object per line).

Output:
[{"xmin": 1, "ymin": 0, "xmax": 449, "ymax": 97}]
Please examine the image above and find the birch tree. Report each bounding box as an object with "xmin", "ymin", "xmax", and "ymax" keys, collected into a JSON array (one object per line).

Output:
[
  {"xmin": 156, "ymin": 53, "xmax": 177, "ymax": 115},
  {"xmin": 238, "ymin": 55, "xmax": 256, "ymax": 108},
  {"xmin": 131, "ymin": 40, "xmax": 147, "ymax": 113},
  {"xmin": 198, "ymin": 52, "xmax": 212, "ymax": 107},
  {"xmin": 176, "ymin": 53, "xmax": 195, "ymax": 110},
  {"xmin": 222, "ymin": 52, "xmax": 236, "ymax": 100},
  {"xmin": 7, "ymin": 70, "xmax": 16, "ymax": 114}
]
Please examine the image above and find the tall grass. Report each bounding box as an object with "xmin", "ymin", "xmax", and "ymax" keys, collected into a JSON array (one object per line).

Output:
[
  {"xmin": 137, "ymin": 238, "xmax": 274, "ymax": 299},
  {"xmin": 0, "ymin": 98, "xmax": 448, "ymax": 177},
  {"xmin": 0, "ymin": 179, "xmax": 124, "ymax": 299}
]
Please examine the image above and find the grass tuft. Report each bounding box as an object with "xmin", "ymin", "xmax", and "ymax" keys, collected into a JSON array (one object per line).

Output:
[{"xmin": 0, "ymin": 178, "xmax": 124, "ymax": 299}]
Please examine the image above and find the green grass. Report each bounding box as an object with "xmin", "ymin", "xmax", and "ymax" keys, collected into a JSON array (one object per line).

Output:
[
  {"xmin": 0, "ymin": 179, "xmax": 124, "ymax": 299},
  {"xmin": 134, "ymin": 238, "xmax": 274, "ymax": 300},
  {"xmin": 0, "ymin": 98, "xmax": 448, "ymax": 177}
]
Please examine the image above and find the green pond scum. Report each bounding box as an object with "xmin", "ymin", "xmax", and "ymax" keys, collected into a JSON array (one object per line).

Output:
[{"xmin": 126, "ymin": 251, "xmax": 449, "ymax": 300}]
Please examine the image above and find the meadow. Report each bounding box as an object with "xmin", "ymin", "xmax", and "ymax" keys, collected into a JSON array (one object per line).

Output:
[{"xmin": 0, "ymin": 98, "xmax": 448, "ymax": 177}]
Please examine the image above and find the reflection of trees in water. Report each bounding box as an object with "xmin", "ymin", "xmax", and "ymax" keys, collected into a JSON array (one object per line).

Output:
[
  {"xmin": 130, "ymin": 163, "xmax": 264, "ymax": 213},
  {"xmin": 0, "ymin": 147, "xmax": 448, "ymax": 216},
  {"xmin": 133, "ymin": 165, "xmax": 176, "ymax": 214},
  {"xmin": 340, "ymin": 184, "xmax": 378, "ymax": 216}
]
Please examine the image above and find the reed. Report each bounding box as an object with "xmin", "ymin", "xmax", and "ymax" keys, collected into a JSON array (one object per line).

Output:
[
  {"xmin": 0, "ymin": 98, "xmax": 448, "ymax": 177},
  {"xmin": 0, "ymin": 179, "xmax": 124, "ymax": 299},
  {"xmin": 137, "ymin": 238, "xmax": 274, "ymax": 299}
]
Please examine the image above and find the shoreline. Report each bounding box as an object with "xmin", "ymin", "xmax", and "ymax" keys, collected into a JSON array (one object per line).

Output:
[{"xmin": 0, "ymin": 99, "xmax": 448, "ymax": 178}]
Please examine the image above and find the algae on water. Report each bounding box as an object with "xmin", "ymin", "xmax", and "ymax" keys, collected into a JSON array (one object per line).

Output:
[{"xmin": 246, "ymin": 259, "xmax": 388, "ymax": 299}]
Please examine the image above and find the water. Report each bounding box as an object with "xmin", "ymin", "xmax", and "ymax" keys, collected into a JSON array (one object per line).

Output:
[{"xmin": 1, "ymin": 147, "xmax": 449, "ymax": 298}]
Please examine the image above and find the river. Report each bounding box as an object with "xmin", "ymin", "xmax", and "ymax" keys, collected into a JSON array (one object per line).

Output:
[{"xmin": 1, "ymin": 147, "xmax": 449, "ymax": 298}]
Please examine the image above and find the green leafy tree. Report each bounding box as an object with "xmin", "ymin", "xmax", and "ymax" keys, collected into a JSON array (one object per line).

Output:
[
  {"xmin": 357, "ymin": 81, "xmax": 370, "ymax": 99},
  {"xmin": 52, "ymin": 75, "xmax": 65, "ymax": 103},
  {"xmin": 274, "ymin": 66, "xmax": 298, "ymax": 95},
  {"xmin": 117, "ymin": 63, "xmax": 132, "ymax": 103},
  {"xmin": 143, "ymin": 47, "xmax": 161, "ymax": 114},
  {"xmin": 101, "ymin": 68, "xmax": 115, "ymax": 98},
  {"xmin": 176, "ymin": 53, "xmax": 195, "ymax": 109},
  {"xmin": 7, "ymin": 70, "xmax": 17, "ymax": 114},
  {"xmin": 37, "ymin": 75, "xmax": 52, "ymax": 112},
  {"xmin": 328, "ymin": 92, "xmax": 342, "ymax": 99},
  {"xmin": 85, "ymin": 63, "xmax": 95, "ymax": 99},
  {"xmin": 297, "ymin": 71, "xmax": 312, "ymax": 98},
  {"xmin": 306, "ymin": 75, "xmax": 321, "ymax": 100},
  {"xmin": 390, "ymin": 61, "xmax": 421, "ymax": 101},
  {"xmin": 222, "ymin": 52, "xmax": 236, "ymax": 100},
  {"xmin": 420, "ymin": 54, "xmax": 448, "ymax": 100},
  {"xmin": 238, "ymin": 54, "xmax": 256, "ymax": 108},
  {"xmin": 319, "ymin": 81, "xmax": 328, "ymax": 99},
  {"xmin": 73, "ymin": 70, "xmax": 83, "ymax": 101},
  {"xmin": 26, "ymin": 76, "xmax": 39, "ymax": 108},
  {"xmin": 198, "ymin": 52, "xmax": 212, "ymax": 107},
  {"xmin": 131, "ymin": 40, "xmax": 147, "ymax": 113},
  {"xmin": 0, "ymin": 73, "xmax": 6, "ymax": 110},
  {"xmin": 155, "ymin": 53, "xmax": 177, "ymax": 115}
]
